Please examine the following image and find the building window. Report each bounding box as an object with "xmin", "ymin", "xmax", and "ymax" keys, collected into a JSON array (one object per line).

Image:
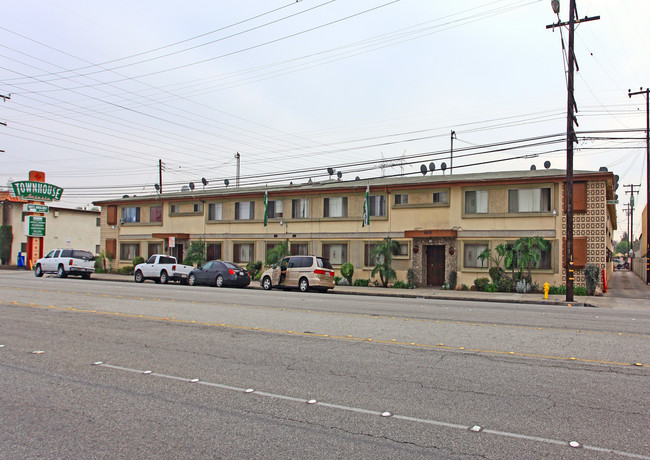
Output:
[
  {"xmin": 463, "ymin": 243, "xmax": 489, "ymax": 268},
  {"xmin": 292, "ymin": 199, "xmax": 309, "ymax": 219},
  {"xmin": 364, "ymin": 243, "xmax": 378, "ymax": 266},
  {"xmin": 95, "ymin": 245, "xmax": 100, "ymax": 254},
  {"xmin": 322, "ymin": 243, "xmax": 348, "ymax": 265},
  {"xmin": 394, "ymin": 194, "xmax": 408, "ymax": 205},
  {"xmin": 208, "ymin": 203, "xmax": 222, "ymax": 221},
  {"xmin": 433, "ymin": 191, "xmax": 449, "ymax": 205},
  {"xmin": 324, "ymin": 197, "xmax": 348, "ymax": 218},
  {"xmin": 150, "ymin": 206, "xmax": 162, "ymax": 223},
  {"xmin": 121, "ymin": 207, "xmax": 140, "ymax": 223},
  {"xmin": 290, "ymin": 243, "xmax": 309, "ymax": 256},
  {"xmin": 233, "ymin": 243, "xmax": 254, "ymax": 263},
  {"xmin": 465, "ymin": 190, "xmax": 489, "ymax": 214},
  {"xmin": 235, "ymin": 201, "xmax": 255, "ymax": 220},
  {"xmin": 193, "ymin": 203, "xmax": 203, "ymax": 213},
  {"xmin": 207, "ymin": 243, "xmax": 222, "ymax": 260},
  {"xmin": 148, "ymin": 242, "xmax": 162, "ymax": 257},
  {"xmin": 120, "ymin": 243, "xmax": 140, "ymax": 260},
  {"xmin": 369, "ymin": 195, "xmax": 386, "ymax": 216},
  {"xmin": 397, "ymin": 242, "xmax": 409, "ymax": 256},
  {"xmin": 267, "ymin": 200, "xmax": 283, "ymax": 219},
  {"xmin": 508, "ymin": 188, "xmax": 551, "ymax": 213}
]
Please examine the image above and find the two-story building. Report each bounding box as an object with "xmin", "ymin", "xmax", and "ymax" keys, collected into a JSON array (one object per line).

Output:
[{"xmin": 93, "ymin": 169, "xmax": 617, "ymax": 289}]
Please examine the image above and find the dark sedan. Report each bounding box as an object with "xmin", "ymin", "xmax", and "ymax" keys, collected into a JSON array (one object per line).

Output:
[{"xmin": 187, "ymin": 260, "xmax": 250, "ymax": 288}]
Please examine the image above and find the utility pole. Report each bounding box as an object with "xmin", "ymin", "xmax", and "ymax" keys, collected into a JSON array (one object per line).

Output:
[
  {"xmin": 625, "ymin": 184, "xmax": 641, "ymax": 269},
  {"xmin": 624, "ymin": 203, "xmax": 631, "ymax": 259},
  {"xmin": 450, "ymin": 130, "xmax": 456, "ymax": 175},
  {"xmin": 235, "ymin": 152, "xmax": 241, "ymax": 187},
  {"xmin": 629, "ymin": 87, "xmax": 650, "ymax": 282},
  {"xmin": 159, "ymin": 159, "xmax": 164, "ymax": 194},
  {"xmin": 547, "ymin": 0, "xmax": 599, "ymax": 302}
]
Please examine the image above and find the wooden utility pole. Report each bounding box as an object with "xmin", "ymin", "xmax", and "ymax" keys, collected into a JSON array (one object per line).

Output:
[
  {"xmin": 628, "ymin": 88, "xmax": 650, "ymax": 281},
  {"xmin": 546, "ymin": 0, "xmax": 599, "ymax": 302}
]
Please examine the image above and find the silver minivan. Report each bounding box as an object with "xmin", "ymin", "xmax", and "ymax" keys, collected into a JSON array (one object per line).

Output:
[{"xmin": 260, "ymin": 256, "xmax": 335, "ymax": 292}]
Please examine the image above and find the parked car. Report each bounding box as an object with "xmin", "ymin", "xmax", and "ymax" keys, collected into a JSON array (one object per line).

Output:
[
  {"xmin": 260, "ymin": 255, "xmax": 335, "ymax": 292},
  {"xmin": 34, "ymin": 249, "xmax": 96, "ymax": 279},
  {"xmin": 134, "ymin": 254, "xmax": 194, "ymax": 284},
  {"xmin": 187, "ymin": 260, "xmax": 250, "ymax": 288}
]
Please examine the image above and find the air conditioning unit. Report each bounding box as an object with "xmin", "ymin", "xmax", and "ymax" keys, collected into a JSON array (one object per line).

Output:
[{"xmin": 119, "ymin": 218, "xmax": 126, "ymax": 224}]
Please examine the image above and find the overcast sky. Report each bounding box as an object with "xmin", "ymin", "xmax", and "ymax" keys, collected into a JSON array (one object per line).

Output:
[{"xmin": 1, "ymin": 0, "xmax": 649, "ymax": 239}]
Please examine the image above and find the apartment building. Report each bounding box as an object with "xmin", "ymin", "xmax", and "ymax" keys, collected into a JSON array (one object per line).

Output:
[{"xmin": 93, "ymin": 169, "xmax": 617, "ymax": 288}]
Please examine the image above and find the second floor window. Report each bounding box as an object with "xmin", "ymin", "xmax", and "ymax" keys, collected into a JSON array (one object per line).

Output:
[
  {"xmin": 465, "ymin": 190, "xmax": 488, "ymax": 214},
  {"xmin": 121, "ymin": 207, "xmax": 140, "ymax": 223},
  {"xmin": 394, "ymin": 194, "xmax": 408, "ymax": 205},
  {"xmin": 369, "ymin": 195, "xmax": 386, "ymax": 216},
  {"xmin": 324, "ymin": 197, "xmax": 348, "ymax": 218},
  {"xmin": 150, "ymin": 206, "xmax": 162, "ymax": 223},
  {"xmin": 508, "ymin": 188, "xmax": 551, "ymax": 213},
  {"xmin": 267, "ymin": 200, "xmax": 283, "ymax": 219},
  {"xmin": 208, "ymin": 203, "xmax": 222, "ymax": 221},
  {"xmin": 235, "ymin": 201, "xmax": 255, "ymax": 220},
  {"xmin": 292, "ymin": 199, "xmax": 309, "ymax": 218},
  {"xmin": 433, "ymin": 191, "xmax": 449, "ymax": 205}
]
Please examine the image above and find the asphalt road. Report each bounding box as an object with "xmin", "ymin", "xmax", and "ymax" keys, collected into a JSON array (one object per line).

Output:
[{"xmin": 1, "ymin": 271, "xmax": 648, "ymax": 459}]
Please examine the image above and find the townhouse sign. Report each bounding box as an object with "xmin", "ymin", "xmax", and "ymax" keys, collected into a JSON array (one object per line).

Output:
[{"xmin": 12, "ymin": 181, "xmax": 63, "ymax": 201}]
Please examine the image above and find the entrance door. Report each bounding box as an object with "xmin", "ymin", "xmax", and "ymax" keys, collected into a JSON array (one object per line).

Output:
[{"xmin": 426, "ymin": 245, "xmax": 446, "ymax": 286}]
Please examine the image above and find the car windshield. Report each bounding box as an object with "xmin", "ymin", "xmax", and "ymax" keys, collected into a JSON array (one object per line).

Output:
[
  {"xmin": 224, "ymin": 262, "xmax": 243, "ymax": 270},
  {"xmin": 317, "ymin": 257, "xmax": 333, "ymax": 269}
]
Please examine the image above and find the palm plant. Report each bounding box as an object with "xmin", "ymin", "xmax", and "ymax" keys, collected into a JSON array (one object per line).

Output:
[
  {"xmin": 266, "ymin": 239, "xmax": 289, "ymax": 266},
  {"xmin": 370, "ymin": 237, "xmax": 399, "ymax": 287}
]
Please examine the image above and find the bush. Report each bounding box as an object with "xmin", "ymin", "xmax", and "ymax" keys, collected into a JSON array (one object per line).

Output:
[
  {"xmin": 337, "ymin": 278, "xmax": 350, "ymax": 286},
  {"xmin": 461, "ymin": 284, "xmax": 469, "ymax": 291},
  {"xmin": 392, "ymin": 280, "xmax": 414, "ymax": 289},
  {"xmin": 548, "ymin": 285, "xmax": 566, "ymax": 295},
  {"xmin": 515, "ymin": 279, "xmax": 531, "ymax": 294},
  {"xmin": 406, "ymin": 268, "xmax": 418, "ymax": 287},
  {"xmin": 485, "ymin": 283, "xmax": 498, "ymax": 292},
  {"xmin": 334, "ymin": 276, "xmax": 342, "ymax": 285},
  {"xmin": 574, "ymin": 286, "xmax": 587, "ymax": 296},
  {"xmin": 353, "ymin": 279, "xmax": 369, "ymax": 287},
  {"xmin": 584, "ymin": 264, "xmax": 600, "ymax": 295},
  {"xmin": 473, "ymin": 277, "xmax": 490, "ymax": 291},
  {"xmin": 254, "ymin": 271, "xmax": 262, "ymax": 281},
  {"xmin": 488, "ymin": 266, "xmax": 502, "ymax": 283},
  {"xmin": 340, "ymin": 262, "xmax": 354, "ymax": 284},
  {"xmin": 448, "ymin": 271, "xmax": 457, "ymax": 290},
  {"xmin": 132, "ymin": 256, "xmax": 145, "ymax": 267},
  {"xmin": 246, "ymin": 261, "xmax": 263, "ymax": 280},
  {"xmin": 497, "ymin": 276, "xmax": 513, "ymax": 292},
  {"xmin": 118, "ymin": 266, "xmax": 134, "ymax": 275}
]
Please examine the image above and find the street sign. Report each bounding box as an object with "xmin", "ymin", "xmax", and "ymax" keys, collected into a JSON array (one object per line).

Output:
[
  {"xmin": 25, "ymin": 216, "xmax": 46, "ymax": 237},
  {"xmin": 23, "ymin": 203, "xmax": 49, "ymax": 213}
]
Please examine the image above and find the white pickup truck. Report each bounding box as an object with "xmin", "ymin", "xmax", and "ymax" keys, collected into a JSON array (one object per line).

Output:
[
  {"xmin": 134, "ymin": 254, "xmax": 194, "ymax": 284},
  {"xmin": 34, "ymin": 249, "xmax": 96, "ymax": 279}
]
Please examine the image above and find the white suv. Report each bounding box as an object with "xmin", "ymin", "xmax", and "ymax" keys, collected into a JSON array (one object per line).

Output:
[{"xmin": 34, "ymin": 249, "xmax": 96, "ymax": 279}]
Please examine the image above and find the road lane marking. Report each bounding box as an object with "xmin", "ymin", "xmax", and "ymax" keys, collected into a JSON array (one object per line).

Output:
[
  {"xmin": 1, "ymin": 300, "xmax": 646, "ymax": 368},
  {"xmin": 93, "ymin": 362, "xmax": 650, "ymax": 459}
]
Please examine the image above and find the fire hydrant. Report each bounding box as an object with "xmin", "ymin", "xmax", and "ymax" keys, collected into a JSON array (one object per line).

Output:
[{"xmin": 543, "ymin": 282, "xmax": 550, "ymax": 300}]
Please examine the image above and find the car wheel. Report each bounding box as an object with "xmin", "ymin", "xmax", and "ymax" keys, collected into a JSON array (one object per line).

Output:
[
  {"xmin": 188, "ymin": 274, "xmax": 196, "ymax": 286},
  {"xmin": 134, "ymin": 270, "xmax": 144, "ymax": 283},
  {"xmin": 299, "ymin": 277, "xmax": 309, "ymax": 292},
  {"xmin": 262, "ymin": 276, "xmax": 272, "ymax": 290},
  {"xmin": 57, "ymin": 265, "xmax": 67, "ymax": 278},
  {"xmin": 216, "ymin": 275, "xmax": 224, "ymax": 287},
  {"xmin": 81, "ymin": 273, "xmax": 91, "ymax": 280},
  {"xmin": 34, "ymin": 264, "xmax": 43, "ymax": 277},
  {"xmin": 160, "ymin": 271, "xmax": 169, "ymax": 284}
]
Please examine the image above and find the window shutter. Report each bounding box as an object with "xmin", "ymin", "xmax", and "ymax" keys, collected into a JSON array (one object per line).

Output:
[
  {"xmin": 563, "ymin": 236, "xmax": 587, "ymax": 268},
  {"xmin": 564, "ymin": 182, "xmax": 587, "ymax": 213},
  {"xmin": 342, "ymin": 197, "xmax": 348, "ymax": 217},
  {"xmin": 106, "ymin": 239, "xmax": 117, "ymax": 259},
  {"xmin": 235, "ymin": 203, "xmax": 240, "ymax": 220},
  {"xmin": 249, "ymin": 201, "xmax": 255, "ymax": 219},
  {"xmin": 324, "ymin": 198, "xmax": 329, "ymax": 217},
  {"xmin": 107, "ymin": 205, "xmax": 117, "ymax": 225}
]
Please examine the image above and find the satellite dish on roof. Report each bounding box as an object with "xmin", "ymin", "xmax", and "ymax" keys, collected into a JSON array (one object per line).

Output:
[
  {"xmin": 154, "ymin": 183, "xmax": 160, "ymax": 191},
  {"xmin": 181, "ymin": 186, "xmax": 189, "ymax": 192},
  {"xmin": 544, "ymin": 161, "xmax": 551, "ymax": 169},
  {"xmin": 599, "ymin": 167, "xmax": 608, "ymax": 172},
  {"xmin": 530, "ymin": 165, "xmax": 536, "ymax": 170},
  {"xmin": 441, "ymin": 162, "xmax": 447, "ymax": 171},
  {"xmin": 420, "ymin": 164, "xmax": 428, "ymax": 175},
  {"xmin": 201, "ymin": 177, "xmax": 208, "ymax": 186},
  {"xmin": 189, "ymin": 182, "xmax": 195, "ymax": 191},
  {"xmin": 327, "ymin": 167, "xmax": 334, "ymax": 176},
  {"xmin": 429, "ymin": 162, "xmax": 435, "ymax": 172},
  {"xmin": 355, "ymin": 176, "xmax": 360, "ymax": 181},
  {"xmin": 122, "ymin": 195, "xmax": 129, "ymax": 198},
  {"xmin": 337, "ymin": 171, "xmax": 342, "ymax": 180},
  {"xmin": 224, "ymin": 179, "xmax": 230, "ymax": 187}
]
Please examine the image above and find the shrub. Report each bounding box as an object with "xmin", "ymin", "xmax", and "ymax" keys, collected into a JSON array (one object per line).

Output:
[
  {"xmin": 515, "ymin": 279, "xmax": 531, "ymax": 294},
  {"xmin": 574, "ymin": 286, "xmax": 587, "ymax": 296},
  {"xmin": 548, "ymin": 285, "xmax": 566, "ymax": 295},
  {"xmin": 340, "ymin": 262, "xmax": 354, "ymax": 284},
  {"xmin": 334, "ymin": 276, "xmax": 342, "ymax": 285},
  {"xmin": 461, "ymin": 284, "xmax": 469, "ymax": 291},
  {"xmin": 119, "ymin": 266, "xmax": 134, "ymax": 275},
  {"xmin": 448, "ymin": 271, "xmax": 457, "ymax": 290},
  {"xmin": 246, "ymin": 261, "xmax": 263, "ymax": 280},
  {"xmin": 406, "ymin": 268, "xmax": 418, "ymax": 287},
  {"xmin": 485, "ymin": 283, "xmax": 498, "ymax": 292},
  {"xmin": 337, "ymin": 278, "xmax": 350, "ymax": 286},
  {"xmin": 392, "ymin": 280, "xmax": 414, "ymax": 289},
  {"xmin": 254, "ymin": 271, "xmax": 262, "ymax": 281},
  {"xmin": 488, "ymin": 266, "xmax": 502, "ymax": 283},
  {"xmin": 183, "ymin": 241, "xmax": 206, "ymax": 267},
  {"xmin": 441, "ymin": 282, "xmax": 450, "ymax": 290},
  {"xmin": 132, "ymin": 256, "xmax": 145, "ymax": 267},
  {"xmin": 473, "ymin": 277, "xmax": 490, "ymax": 291},
  {"xmin": 584, "ymin": 264, "xmax": 600, "ymax": 295},
  {"xmin": 353, "ymin": 279, "xmax": 369, "ymax": 287},
  {"xmin": 497, "ymin": 277, "xmax": 513, "ymax": 292}
]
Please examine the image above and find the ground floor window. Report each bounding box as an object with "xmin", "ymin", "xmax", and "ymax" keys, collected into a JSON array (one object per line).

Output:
[
  {"xmin": 207, "ymin": 243, "xmax": 222, "ymax": 260},
  {"xmin": 120, "ymin": 243, "xmax": 140, "ymax": 260},
  {"xmin": 463, "ymin": 243, "xmax": 488, "ymax": 268},
  {"xmin": 290, "ymin": 243, "xmax": 309, "ymax": 255},
  {"xmin": 148, "ymin": 242, "xmax": 162, "ymax": 258},
  {"xmin": 233, "ymin": 243, "xmax": 254, "ymax": 264},
  {"xmin": 322, "ymin": 243, "xmax": 348, "ymax": 265}
]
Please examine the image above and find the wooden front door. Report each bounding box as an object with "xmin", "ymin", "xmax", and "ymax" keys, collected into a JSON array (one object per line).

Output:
[{"xmin": 426, "ymin": 245, "xmax": 446, "ymax": 286}]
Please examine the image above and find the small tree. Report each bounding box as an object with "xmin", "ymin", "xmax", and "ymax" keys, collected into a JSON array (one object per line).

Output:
[
  {"xmin": 584, "ymin": 264, "xmax": 600, "ymax": 295},
  {"xmin": 513, "ymin": 237, "xmax": 550, "ymax": 284},
  {"xmin": 183, "ymin": 241, "xmax": 206, "ymax": 267},
  {"xmin": 246, "ymin": 261, "xmax": 263, "ymax": 279},
  {"xmin": 340, "ymin": 262, "xmax": 354, "ymax": 284},
  {"xmin": 370, "ymin": 237, "xmax": 399, "ymax": 287},
  {"xmin": 266, "ymin": 240, "xmax": 289, "ymax": 266}
]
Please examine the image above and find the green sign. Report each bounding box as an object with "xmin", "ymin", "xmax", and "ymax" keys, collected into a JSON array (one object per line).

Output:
[
  {"xmin": 24, "ymin": 203, "xmax": 50, "ymax": 213},
  {"xmin": 25, "ymin": 216, "xmax": 46, "ymax": 237},
  {"xmin": 12, "ymin": 181, "xmax": 63, "ymax": 201}
]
